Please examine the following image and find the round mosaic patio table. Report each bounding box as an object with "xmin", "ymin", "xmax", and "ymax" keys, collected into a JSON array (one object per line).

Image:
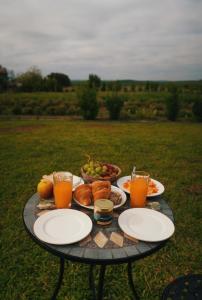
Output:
[{"xmin": 23, "ymin": 192, "xmax": 174, "ymax": 300}]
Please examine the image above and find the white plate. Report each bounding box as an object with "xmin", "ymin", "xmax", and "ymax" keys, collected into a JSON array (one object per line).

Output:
[
  {"xmin": 33, "ymin": 209, "xmax": 92, "ymax": 245},
  {"xmin": 74, "ymin": 185, "xmax": 127, "ymax": 210},
  {"xmin": 118, "ymin": 208, "xmax": 175, "ymax": 242},
  {"xmin": 72, "ymin": 175, "xmax": 84, "ymax": 191},
  {"xmin": 42, "ymin": 174, "xmax": 84, "ymax": 191},
  {"xmin": 117, "ymin": 175, "xmax": 165, "ymax": 197}
]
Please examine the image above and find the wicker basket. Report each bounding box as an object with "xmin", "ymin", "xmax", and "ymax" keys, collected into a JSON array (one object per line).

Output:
[{"xmin": 80, "ymin": 164, "xmax": 122, "ymax": 183}]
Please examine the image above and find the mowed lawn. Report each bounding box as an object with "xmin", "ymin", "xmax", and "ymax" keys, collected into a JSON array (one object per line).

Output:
[{"xmin": 0, "ymin": 119, "xmax": 201, "ymax": 300}]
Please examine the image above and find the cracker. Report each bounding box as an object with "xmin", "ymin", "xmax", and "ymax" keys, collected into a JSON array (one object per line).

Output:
[
  {"xmin": 124, "ymin": 233, "xmax": 139, "ymax": 243},
  {"xmin": 94, "ymin": 232, "xmax": 108, "ymax": 248},
  {"xmin": 110, "ymin": 232, "xmax": 124, "ymax": 247}
]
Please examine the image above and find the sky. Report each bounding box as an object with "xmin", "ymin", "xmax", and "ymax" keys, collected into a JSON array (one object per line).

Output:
[{"xmin": 1, "ymin": 0, "xmax": 202, "ymax": 80}]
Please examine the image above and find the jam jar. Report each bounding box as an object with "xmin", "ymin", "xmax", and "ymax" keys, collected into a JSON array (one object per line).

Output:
[{"xmin": 94, "ymin": 199, "xmax": 114, "ymax": 225}]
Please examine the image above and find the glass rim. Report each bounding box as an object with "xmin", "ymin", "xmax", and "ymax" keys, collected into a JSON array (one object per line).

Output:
[
  {"xmin": 131, "ymin": 170, "xmax": 150, "ymax": 177},
  {"xmin": 53, "ymin": 171, "xmax": 72, "ymax": 177},
  {"xmin": 131, "ymin": 171, "xmax": 150, "ymax": 179},
  {"xmin": 53, "ymin": 171, "xmax": 73, "ymax": 182}
]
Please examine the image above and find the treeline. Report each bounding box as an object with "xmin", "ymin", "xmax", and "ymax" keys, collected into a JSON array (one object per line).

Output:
[
  {"xmin": 1, "ymin": 64, "xmax": 202, "ymax": 93},
  {"xmin": 0, "ymin": 65, "xmax": 71, "ymax": 92}
]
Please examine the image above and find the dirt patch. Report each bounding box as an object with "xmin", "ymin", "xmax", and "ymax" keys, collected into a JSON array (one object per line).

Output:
[{"xmin": 0, "ymin": 125, "xmax": 45, "ymax": 133}]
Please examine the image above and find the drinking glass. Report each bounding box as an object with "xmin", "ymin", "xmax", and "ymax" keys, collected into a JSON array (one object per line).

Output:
[
  {"xmin": 130, "ymin": 170, "xmax": 150, "ymax": 208},
  {"xmin": 53, "ymin": 172, "xmax": 73, "ymax": 208}
]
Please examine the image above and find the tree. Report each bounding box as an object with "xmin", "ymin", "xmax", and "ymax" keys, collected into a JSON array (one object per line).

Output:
[
  {"xmin": 192, "ymin": 95, "xmax": 202, "ymax": 121},
  {"xmin": 0, "ymin": 65, "xmax": 8, "ymax": 92},
  {"xmin": 43, "ymin": 77, "xmax": 58, "ymax": 92},
  {"xmin": 47, "ymin": 73, "xmax": 71, "ymax": 91},
  {"xmin": 77, "ymin": 86, "xmax": 98, "ymax": 120},
  {"xmin": 166, "ymin": 86, "xmax": 180, "ymax": 121},
  {"xmin": 16, "ymin": 66, "xmax": 43, "ymax": 92},
  {"xmin": 105, "ymin": 93, "xmax": 125, "ymax": 120},
  {"xmin": 101, "ymin": 82, "xmax": 106, "ymax": 91},
  {"xmin": 88, "ymin": 74, "xmax": 101, "ymax": 89}
]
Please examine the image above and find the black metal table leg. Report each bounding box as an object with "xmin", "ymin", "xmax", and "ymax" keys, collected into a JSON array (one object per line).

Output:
[
  {"xmin": 89, "ymin": 265, "xmax": 97, "ymax": 300},
  {"xmin": 89, "ymin": 265, "xmax": 106, "ymax": 300},
  {"xmin": 127, "ymin": 262, "xmax": 140, "ymax": 300},
  {"xmin": 51, "ymin": 257, "xmax": 65, "ymax": 300},
  {"xmin": 97, "ymin": 265, "xmax": 106, "ymax": 300}
]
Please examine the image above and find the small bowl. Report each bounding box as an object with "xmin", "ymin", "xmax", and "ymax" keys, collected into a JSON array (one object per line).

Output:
[{"xmin": 81, "ymin": 163, "xmax": 122, "ymax": 183}]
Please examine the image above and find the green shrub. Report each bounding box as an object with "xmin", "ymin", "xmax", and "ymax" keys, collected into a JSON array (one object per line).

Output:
[
  {"xmin": 45, "ymin": 106, "xmax": 57, "ymax": 115},
  {"xmin": 192, "ymin": 96, "xmax": 202, "ymax": 121},
  {"xmin": 12, "ymin": 104, "xmax": 22, "ymax": 115},
  {"xmin": 33, "ymin": 106, "xmax": 42, "ymax": 115},
  {"xmin": 105, "ymin": 94, "xmax": 124, "ymax": 120},
  {"xmin": 77, "ymin": 87, "xmax": 98, "ymax": 120},
  {"xmin": 166, "ymin": 86, "xmax": 180, "ymax": 121},
  {"xmin": 22, "ymin": 106, "xmax": 34, "ymax": 115}
]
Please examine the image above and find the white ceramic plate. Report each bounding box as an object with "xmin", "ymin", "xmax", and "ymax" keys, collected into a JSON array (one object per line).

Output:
[
  {"xmin": 74, "ymin": 185, "xmax": 127, "ymax": 210},
  {"xmin": 118, "ymin": 208, "xmax": 174, "ymax": 242},
  {"xmin": 116, "ymin": 175, "xmax": 165, "ymax": 197},
  {"xmin": 72, "ymin": 175, "xmax": 84, "ymax": 191},
  {"xmin": 42, "ymin": 174, "xmax": 84, "ymax": 191},
  {"xmin": 33, "ymin": 209, "xmax": 92, "ymax": 245}
]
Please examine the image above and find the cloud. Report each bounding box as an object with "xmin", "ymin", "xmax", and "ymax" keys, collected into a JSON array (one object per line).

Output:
[{"xmin": 0, "ymin": 0, "xmax": 202, "ymax": 79}]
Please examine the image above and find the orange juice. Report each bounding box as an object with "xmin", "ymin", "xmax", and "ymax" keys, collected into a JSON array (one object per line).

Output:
[
  {"xmin": 54, "ymin": 181, "xmax": 72, "ymax": 208},
  {"xmin": 130, "ymin": 171, "xmax": 149, "ymax": 208}
]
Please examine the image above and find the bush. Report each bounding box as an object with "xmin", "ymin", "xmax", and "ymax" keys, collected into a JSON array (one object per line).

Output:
[
  {"xmin": 12, "ymin": 104, "xmax": 22, "ymax": 115},
  {"xmin": 77, "ymin": 87, "xmax": 98, "ymax": 120},
  {"xmin": 192, "ymin": 96, "xmax": 202, "ymax": 121},
  {"xmin": 21, "ymin": 106, "xmax": 34, "ymax": 115},
  {"xmin": 166, "ymin": 86, "xmax": 180, "ymax": 121},
  {"xmin": 105, "ymin": 94, "xmax": 124, "ymax": 120}
]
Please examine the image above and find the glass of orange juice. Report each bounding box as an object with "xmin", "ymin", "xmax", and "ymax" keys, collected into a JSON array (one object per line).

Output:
[
  {"xmin": 53, "ymin": 172, "xmax": 73, "ymax": 208},
  {"xmin": 130, "ymin": 169, "xmax": 150, "ymax": 208}
]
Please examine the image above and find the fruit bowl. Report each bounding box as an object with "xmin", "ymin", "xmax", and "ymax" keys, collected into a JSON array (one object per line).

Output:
[{"xmin": 81, "ymin": 163, "xmax": 122, "ymax": 183}]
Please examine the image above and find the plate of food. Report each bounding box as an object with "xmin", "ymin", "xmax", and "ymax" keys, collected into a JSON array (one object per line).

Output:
[
  {"xmin": 117, "ymin": 176, "xmax": 165, "ymax": 197},
  {"xmin": 73, "ymin": 180, "xmax": 127, "ymax": 209}
]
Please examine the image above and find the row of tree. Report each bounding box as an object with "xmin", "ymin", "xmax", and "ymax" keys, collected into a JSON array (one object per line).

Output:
[
  {"xmin": 2, "ymin": 64, "xmax": 202, "ymax": 94},
  {"xmin": 0, "ymin": 65, "xmax": 72, "ymax": 92},
  {"xmin": 78, "ymin": 85, "xmax": 202, "ymax": 121},
  {"xmin": 0, "ymin": 64, "xmax": 104, "ymax": 93}
]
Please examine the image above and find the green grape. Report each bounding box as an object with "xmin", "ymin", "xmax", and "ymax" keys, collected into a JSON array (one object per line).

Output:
[
  {"xmin": 83, "ymin": 164, "xmax": 89, "ymax": 171},
  {"xmin": 95, "ymin": 166, "xmax": 102, "ymax": 173},
  {"xmin": 89, "ymin": 161, "xmax": 94, "ymax": 167}
]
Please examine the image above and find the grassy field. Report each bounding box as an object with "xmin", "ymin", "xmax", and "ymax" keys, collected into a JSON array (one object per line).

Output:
[{"xmin": 0, "ymin": 119, "xmax": 202, "ymax": 300}]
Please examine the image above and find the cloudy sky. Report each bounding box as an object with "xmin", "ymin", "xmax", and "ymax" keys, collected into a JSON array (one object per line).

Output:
[{"xmin": 1, "ymin": 0, "xmax": 202, "ymax": 80}]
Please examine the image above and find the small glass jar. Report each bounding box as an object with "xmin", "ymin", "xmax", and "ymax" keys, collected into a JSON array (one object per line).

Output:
[{"xmin": 94, "ymin": 199, "xmax": 114, "ymax": 225}]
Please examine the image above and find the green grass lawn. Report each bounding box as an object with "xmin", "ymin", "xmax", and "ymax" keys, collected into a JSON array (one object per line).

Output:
[{"xmin": 0, "ymin": 119, "xmax": 201, "ymax": 300}]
